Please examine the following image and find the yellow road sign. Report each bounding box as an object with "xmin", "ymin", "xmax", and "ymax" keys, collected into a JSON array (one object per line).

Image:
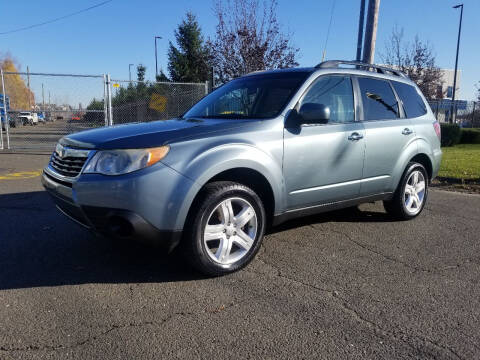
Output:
[
  {"xmin": 149, "ymin": 93, "xmax": 168, "ymax": 112},
  {"xmin": 113, "ymin": 83, "xmax": 120, "ymax": 88}
]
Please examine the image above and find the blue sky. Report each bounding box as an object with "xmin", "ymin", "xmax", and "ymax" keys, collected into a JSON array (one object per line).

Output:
[{"xmin": 1, "ymin": 0, "xmax": 479, "ymax": 105}]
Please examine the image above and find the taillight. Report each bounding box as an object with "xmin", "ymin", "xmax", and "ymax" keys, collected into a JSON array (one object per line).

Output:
[{"xmin": 433, "ymin": 121, "xmax": 441, "ymax": 141}]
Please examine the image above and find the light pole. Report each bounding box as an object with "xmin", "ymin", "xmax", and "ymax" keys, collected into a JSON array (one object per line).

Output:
[
  {"xmin": 129, "ymin": 63, "xmax": 134, "ymax": 83},
  {"xmin": 450, "ymin": 4, "xmax": 463, "ymax": 123},
  {"xmin": 155, "ymin": 36, "xmax": 162, "ymax": 78}
]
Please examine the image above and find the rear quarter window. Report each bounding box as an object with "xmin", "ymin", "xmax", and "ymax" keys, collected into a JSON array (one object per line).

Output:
[{"xmin": 392, "ymin": 81, "xmax": 427, "ymax": 118}]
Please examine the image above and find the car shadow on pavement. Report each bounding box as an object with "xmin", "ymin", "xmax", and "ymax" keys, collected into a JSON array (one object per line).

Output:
[
  {"xmin": 269, "ymin": 205, "xmax": 392, "ymax": 234},
  {"xmin": 0, "ymin": 191, "xmax": 204, "ymax": 291},
  {"xmin": 0, "ymin": 191, "xmax": 392, "ymax": 291}
]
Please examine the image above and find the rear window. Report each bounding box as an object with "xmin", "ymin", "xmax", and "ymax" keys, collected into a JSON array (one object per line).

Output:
[
  {"xmin": 358, "ymin": 77, "xmax": 399, "ymax": 120},
  {"xmin": 392, "ymin": 81, "xmax": 427, "ymax": 118}
]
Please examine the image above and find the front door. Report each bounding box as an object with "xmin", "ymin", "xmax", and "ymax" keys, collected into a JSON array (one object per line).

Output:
[{"xmin": 283, "ymin": 75, "xmax": 365, "ymax": 209}]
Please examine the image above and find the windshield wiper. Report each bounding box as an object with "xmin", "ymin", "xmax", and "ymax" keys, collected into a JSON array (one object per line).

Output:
[{"xmin": 190, "ymin": 114, "xmax": 251, "ymax": 119}]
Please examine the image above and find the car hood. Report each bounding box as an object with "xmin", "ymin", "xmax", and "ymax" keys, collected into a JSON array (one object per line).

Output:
[{"xmin": 60, "ymin": 118, "xmax": 252, "ymax": 150}]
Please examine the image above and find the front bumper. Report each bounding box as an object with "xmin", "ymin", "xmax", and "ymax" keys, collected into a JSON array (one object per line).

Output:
[{"xmin": 42, "ymin": 161, "xmax": 198, "ymax": 249}]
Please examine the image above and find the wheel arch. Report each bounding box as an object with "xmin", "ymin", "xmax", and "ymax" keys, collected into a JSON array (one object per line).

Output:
[
  {"xmin": 410, "ymin": 153, "xmax": 433, "ymax": 181},
  {"xmin": 170, "ymin": 145, "xmax": 285, "ymax": 232}
]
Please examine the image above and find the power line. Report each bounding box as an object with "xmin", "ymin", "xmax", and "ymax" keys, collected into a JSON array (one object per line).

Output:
[
  {"xmin": 322, "ymin": 0, "xmax": 337, "ymax": 61},
  {"xmin": 0, "ymin": 0, "xmax": 114, "ymax": 35}
]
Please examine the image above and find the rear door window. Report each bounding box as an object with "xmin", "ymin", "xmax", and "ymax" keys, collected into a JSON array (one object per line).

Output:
[
  {"xmin": 392, "ymin": 81, "xmax": 427, "ymax": 118},
  {"xmin": 358, "ymin": 77, "xmax": 399, "ymax": 120}
]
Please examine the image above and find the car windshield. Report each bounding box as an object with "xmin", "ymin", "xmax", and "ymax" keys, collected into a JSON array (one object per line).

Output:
[{"xmin": 183, "ymin": 71, "xmax": 311, "ymax": 120}]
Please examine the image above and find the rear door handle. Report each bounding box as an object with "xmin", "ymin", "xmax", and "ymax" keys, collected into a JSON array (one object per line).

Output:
[
  {"xmin": 348, "ymin": 132, "xmax": 363, "ymax": 141},
  {"xmin": 402, "ymin": 128, "xmax": 413, "ymax": 135}
]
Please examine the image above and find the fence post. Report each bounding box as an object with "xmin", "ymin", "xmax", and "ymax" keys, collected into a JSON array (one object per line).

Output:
[
  {"xmin": 0, "ymin": 71, "xmax": 3, "ymax": 150},
  {"xmin": 106, "ymin": 74, "xmax": 113, "ymax": 126},
  {"xmin": 1, "ymin": 69, "xmax": 10, "ymax": 149},
  {"xmin": 204, "ymin": 81, "xmax": 209, "ymax": 95},
  {"xmin": 103, "ymin": 74, "xmax": 108, "ymax": 127},
  {"xmin": 471, "ymin": 102, "xmax": 476, "ymax": 128}
]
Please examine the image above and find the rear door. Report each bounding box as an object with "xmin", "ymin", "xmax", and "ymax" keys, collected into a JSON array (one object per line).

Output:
[{"xmin": 356, "ymin": 76, "xmax": 414, "ymax": 196}]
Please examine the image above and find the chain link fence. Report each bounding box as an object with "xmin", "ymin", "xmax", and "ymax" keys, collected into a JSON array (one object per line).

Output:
[
  {"xmin": 428, "ymin": 99, "xmax": 480, "ymax": 127},
  {"xmin": 0, "ymin": 71, "xmax": 207, "ymax": 152},
  {"xmin": 3, "ymin": 69, "xmax": 478, "ymax": 152},
  {"xmin": 0, "ymin": 71, "xmax": 107, "ymax": 151},
  {"xmin": 110, "ymin": 79, "xmax": 207, "ymax": 124}
]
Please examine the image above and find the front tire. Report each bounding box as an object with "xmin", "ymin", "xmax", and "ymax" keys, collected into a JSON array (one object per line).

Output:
[
  {"xmin": 183, "ymin": 181, "xmax": 266, "ymax": 276},
  {"xmin": 383, "ymin": 162, "xmax": 428, "ymax": 220}
]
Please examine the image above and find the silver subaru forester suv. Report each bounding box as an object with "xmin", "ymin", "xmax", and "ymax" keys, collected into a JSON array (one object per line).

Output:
[{"xmin": 42, "ymin": 60, "xmax": 442, "ymax": 275}]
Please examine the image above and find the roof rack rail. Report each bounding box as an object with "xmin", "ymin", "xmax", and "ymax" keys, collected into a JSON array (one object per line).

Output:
[{"xmin": 315, "ymin": 60, "xmax": 407, "ymax": 78}]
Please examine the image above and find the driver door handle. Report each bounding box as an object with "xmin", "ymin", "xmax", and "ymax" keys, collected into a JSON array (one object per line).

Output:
[
  {"xmin": 402, "ymin": 128, "xmax": 413, "ymax": 135},
  {"xmin": 348, "ymin": 132, "xmax": 363, "ymax": 141}
]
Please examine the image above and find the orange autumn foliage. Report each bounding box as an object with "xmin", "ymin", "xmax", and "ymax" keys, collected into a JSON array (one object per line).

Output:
[{"xmin": 1, "ymin": 57, "xmax": 35, "ymax": 110}]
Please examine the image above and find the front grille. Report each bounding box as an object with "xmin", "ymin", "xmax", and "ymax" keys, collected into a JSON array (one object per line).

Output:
[{"xmin": 50, "ymin": 151, "xmax": 88, "ymax": 177}]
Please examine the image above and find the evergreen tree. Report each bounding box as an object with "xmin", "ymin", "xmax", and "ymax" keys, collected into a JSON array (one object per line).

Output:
[
  {"xmin": 168, "ymin": 12, "xmax": 209, "ymax": 82},
  {"xmin": 136, "ymin": 64, "xmax": 146, "ymax": 82},
  {"xmin": 156, "ymin": 70, "xmax": 170, "ymax": 82}
]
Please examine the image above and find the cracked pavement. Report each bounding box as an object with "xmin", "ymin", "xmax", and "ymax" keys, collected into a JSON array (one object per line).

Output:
[{"xmin": 1, "ymin": 153, "xmax": 479, "ymax": 359}]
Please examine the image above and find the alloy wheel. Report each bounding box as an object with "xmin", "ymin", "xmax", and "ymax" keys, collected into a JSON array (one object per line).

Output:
[
  {"xmin": 403, "ymin": 170, "xmax": 426, "ymax": 215},
  {"xmin": 203, "ymin": 197, "xmax": 258, "ymax": 265}
]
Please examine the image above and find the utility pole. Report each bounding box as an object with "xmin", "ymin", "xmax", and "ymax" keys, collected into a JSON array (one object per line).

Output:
[
  {"xmin": 450, "ymin": 4, "xmax": 463, "ymax": 124},
  {"xmin": 129, "ymin": 63, "xmax": 134, "ymax": 83},
  {"xmin": 42, "ymin": 83, "xmax": 45, "ymax": 112},
  {"xmin": 154, "ymin": 36, "xmax": 162, "ymax": 79},
  {"xmin": 362, "ymin": 0, "xmax": 380, "ymax": 64},
  {"xmin": 356, "ymin": 0, "xmax": 366, "ymax": 61},
  {"xmin": 27, "ymin": 66, "xmax": 31, "ymax": 110}
]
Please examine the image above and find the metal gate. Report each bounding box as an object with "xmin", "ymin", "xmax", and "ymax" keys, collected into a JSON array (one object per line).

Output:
[
  {"xmin": 0, "ymin": 70, "xmax": 208, "ymax": 152},
  {"xmin": 0, "ymin": 70, "xmax": 109, "ymax": 152}
]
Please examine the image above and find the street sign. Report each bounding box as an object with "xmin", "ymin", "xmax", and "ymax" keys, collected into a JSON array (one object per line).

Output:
[
  {"xmin": 149, "ymin": 93, "xmax": 167, "ymax": 112},
  {"xmin": 113, "ymin": 83, "xmax": 120, "ymax": 88}
]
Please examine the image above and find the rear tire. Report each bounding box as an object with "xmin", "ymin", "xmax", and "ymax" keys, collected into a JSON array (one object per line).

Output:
[
  {"xmin": 183, "ymin": 181, "xmax": 266, "ymax": 276},
  {"xmin": 383, "ymin": 162, "xmax": 428, "ymax": 220}
]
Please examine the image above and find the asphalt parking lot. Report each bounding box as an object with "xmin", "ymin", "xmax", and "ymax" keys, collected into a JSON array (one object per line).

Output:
[{"xmin": 1, "ymin": 152, "xmax": 479, "ymax": 360}]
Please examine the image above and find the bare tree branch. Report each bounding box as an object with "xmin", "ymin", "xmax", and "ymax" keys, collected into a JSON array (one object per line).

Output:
[
  {"xmin": 381, "ymin": 26, "xmax": 444, "ymax": 99},
  {"xmin": 208, "ymin": 0, "xmax": 299, "ymax": 84}
]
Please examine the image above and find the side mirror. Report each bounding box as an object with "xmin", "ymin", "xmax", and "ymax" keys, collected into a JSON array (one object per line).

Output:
[{"xmin": 298, "ymin": 103, "xmax": 330, "ymax": 124}]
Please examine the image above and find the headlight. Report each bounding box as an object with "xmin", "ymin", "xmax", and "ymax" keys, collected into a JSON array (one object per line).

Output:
[{"xmin": 83, "ymin": 146, "xmax": 169, "ymax": 175}]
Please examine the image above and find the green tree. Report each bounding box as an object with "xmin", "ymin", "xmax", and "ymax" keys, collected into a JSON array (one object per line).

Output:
[
  {"xmin": 87, "ymin": 98, "xmax": 104, "ymax": 110},
  {"xmin": 156, "ymin": 70, "xmax": 170, "ymax": 82},
  {"xmin": 136, "ymin": 64, "xmax": 146, "ymax": 82},
  {"xmin": 168, "ymin": 12, "xmax": 209, "ymax": 82}
]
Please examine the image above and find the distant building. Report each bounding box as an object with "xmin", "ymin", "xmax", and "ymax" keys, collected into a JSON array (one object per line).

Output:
[{"xmin": 436, "ymin": 69, "xmax": 461, "ymax": 99}]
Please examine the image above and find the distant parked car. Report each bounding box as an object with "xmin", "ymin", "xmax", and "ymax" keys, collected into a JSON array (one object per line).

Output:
[
  {"xmin": 19, "ymin": 112, "xmax": 37, "ymax": 126},
  {"xmin": 1, "ymin": 115, "xmax": 20, "ymax": 130},
  {"xmin": 9, "ymin": 115, "xmax": 22, "ymax": 128},
  {"xmin": 1, "ymin": 115, "xmax": 8, "ymax": 130},
  {"xmin": 37, "ymin": 112, "xmax": 46, "ymax": 124},
  {"xmin": 71, "ymin": 115, "xmax": 81, "ymax": 121}
]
